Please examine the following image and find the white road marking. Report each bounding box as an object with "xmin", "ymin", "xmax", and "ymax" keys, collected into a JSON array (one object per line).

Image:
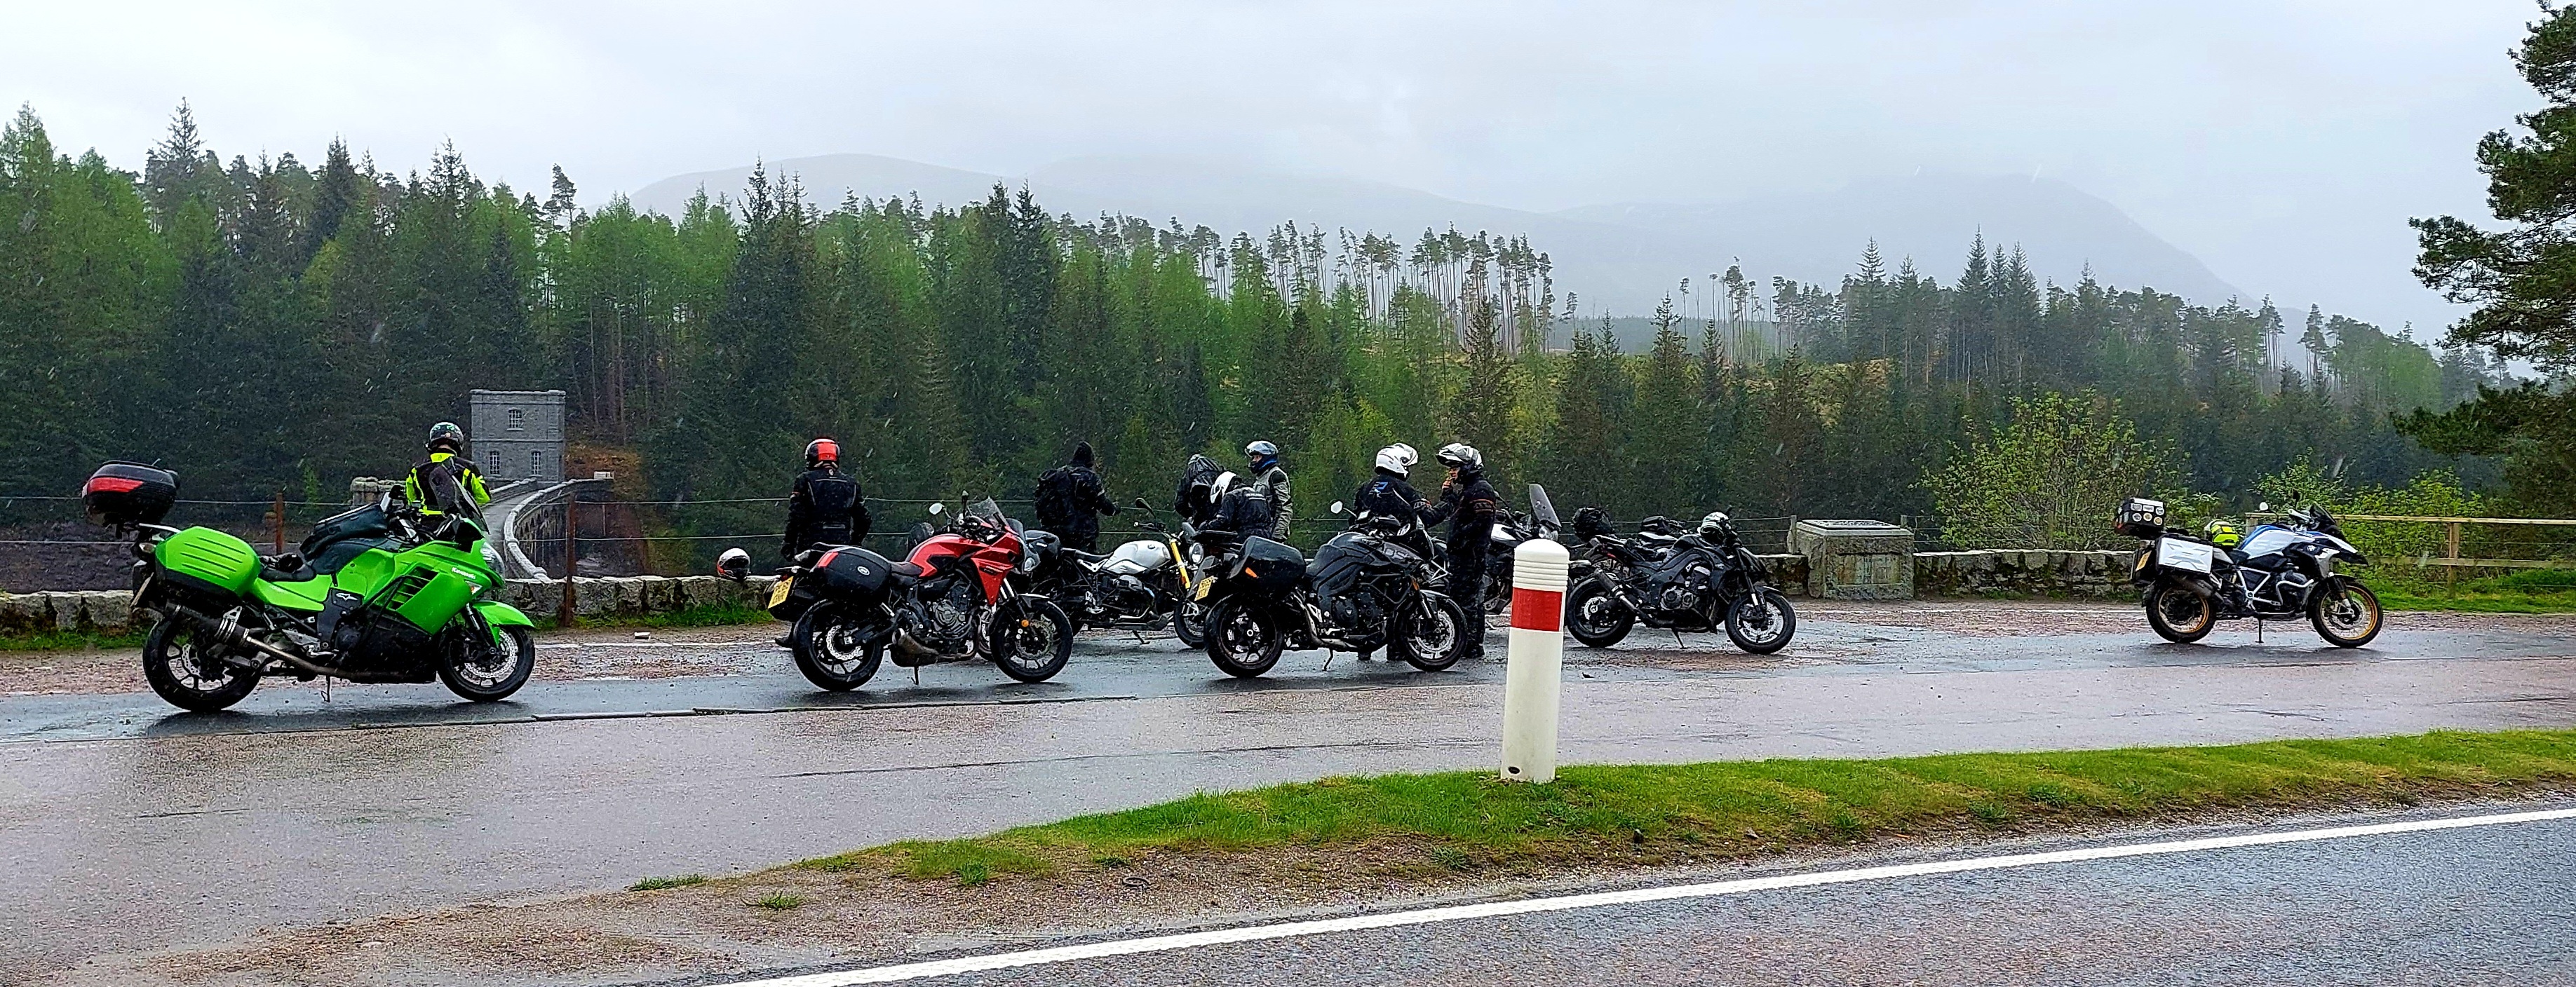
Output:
[{"xmin": 716, "ymin": 805, "xmax": 2576, "ymax": 986}]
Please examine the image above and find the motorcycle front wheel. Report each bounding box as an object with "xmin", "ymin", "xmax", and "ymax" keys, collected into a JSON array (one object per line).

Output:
[
  {"xmin": 1394, "ymin": 591, "xmax": 1472, "ymax": 671},
  {"xmin": 988, "ymin": 597, "xmax": 1073, "ymax": 683},
  {"xmin": 1564, "ymin": 577, "xmax": 1634, "ymax": 648},
  {"xmin": 2309, "ymin": 578, "xmax": 2382, "ymax": 648},
  {"xmin": 441, "ymin": 624, "xmax": 537, "ymax": 702},
  {"xmin": 2145, "ymin": 580, "xmax": 2216, "ymax": 644},
  {"xmin": 1205, "ymin": 596, "xmax": 1283, "ymax": 678},
  {"xmin": 1173, "ymin": 599, "xmax": 1209, "ymax": 649},
  {"xmin": 142, "ymin": 615, "xmax": 262, "ymax": 713},
  {"xmin": 790, "ymin": 603, "xmax": 885, "ymax": 691},
  {"xmin": 1724, "ymin": 588, "xmax": 1797, "ymax": 655}
]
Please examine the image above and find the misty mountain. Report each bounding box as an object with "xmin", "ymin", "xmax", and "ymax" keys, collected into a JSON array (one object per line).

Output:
[{"xmin": 623, "ymin": 156, "xmax": 2244, "ymax": 316}]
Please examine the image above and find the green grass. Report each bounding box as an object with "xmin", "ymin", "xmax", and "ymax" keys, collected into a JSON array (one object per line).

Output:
[
  {"xmin": 750, "ymin": 893, "xmax": 808, "ymax": 911},
  {"xmin": 2373, "ymin": 566, "xmax": 2576, "ymax": 613},
  {"xmin": 626, "ymin": 874, "xmax": 708, "ymax": 892},
  {"xmin": 799, "ymin": 730, "xmax": 2576, "ymax": 885}
]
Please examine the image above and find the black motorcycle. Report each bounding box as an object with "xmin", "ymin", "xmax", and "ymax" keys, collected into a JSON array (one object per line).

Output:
[
  {"xmin": 1025, "ymin": 498, "xmax": 1209, "ymax": 646},
  {"xmin": 1196, "ymin": 503, "xmax": 1471, "ymax": 677},
  {"xmin": 2118, "ymin": 498, "xmax": 2382, "ymax": 647},
  {"xmin": 1564, "ymin": 510, "xmax": 1796, "ymax": 654},
  {"xmin": 1474, "ymin": 484, "xmax": 1564, "ymax": 616}
]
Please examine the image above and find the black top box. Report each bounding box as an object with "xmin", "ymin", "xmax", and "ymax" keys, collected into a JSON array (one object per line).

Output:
[{"xmin": 84, "ymin": 462, "xmax": 179, "ymax": 526}]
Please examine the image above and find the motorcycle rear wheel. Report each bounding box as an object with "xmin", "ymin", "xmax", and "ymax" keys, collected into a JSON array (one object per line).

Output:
[
  {"xmin": 1724, "ymin": 588, "xmax": 1797, "ymax": 655},
  {"xmin": 989, "ymin": 597, "xmax": 1073, "ymax": 683},
  {"xmin": 1565, "ymin": 577, "xmax": 1633, "ymax": 648},
  {"xmin": 1394, "ymin": 592, "xmax": 1471, "ymax": 671},
  {"xmin": 441, "ymin": 625, "xmax": 537, "ymax": 702},
  {"xmin": 2309, "ymin": 578, "xmax": 2382, "ymax": 648},
  {"xmin": 1206, "ymin": 596, "xmax": 1283, "ymax": 678},
  {"xmin": 790, "ymin": 604, "xmax": 885, "ymax": 691},
  {"xmin": 142, "ymin": 616, "xmax": 262, "ymax": 713},
  {"xmin": 2145, "ymin": 580, "xmax": 2217, "ymax": 644}
]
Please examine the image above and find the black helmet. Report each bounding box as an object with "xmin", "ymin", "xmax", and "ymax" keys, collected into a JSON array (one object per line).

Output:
[
  {"xmin": 428, "ymin": 421, "xmax": 465, "ymax": 453},
  {"xmin": 806, "ymin": 437, "xmax": 839, "ymax": 468}
]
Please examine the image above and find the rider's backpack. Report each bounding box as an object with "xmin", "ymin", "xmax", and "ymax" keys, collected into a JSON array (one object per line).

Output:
[{"xmin": 1033, "ymin": 467, "xmax": 1076, "ymax": 526}]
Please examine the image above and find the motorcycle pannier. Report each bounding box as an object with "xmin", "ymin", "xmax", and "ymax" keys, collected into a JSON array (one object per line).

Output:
[
  {"xmin": 83, "ymin": 463, "xmax": 179, "ymax": 526},
  {"xmin": 1236, "ymin": 536, "xmax": 1307, "ymax": 592},
  {"xmin": 2115, "ymin": 497, "xmax": 2167, "ymax": 539}
]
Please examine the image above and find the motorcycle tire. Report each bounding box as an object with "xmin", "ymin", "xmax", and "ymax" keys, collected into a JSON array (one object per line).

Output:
[
  {"xmin": 1173, "ymin": 599, "xmax": 1210, "ymax": 649},
  {"xmin": 1205, "ymin": 596, "xmax": 1283, "ymax": 678},
  {"xmin": 142, "ymin": 616, "xmax": 262, "ymax": 713},
  {"xmin": 988, "ymin": 597, "xmax": 1073, "ymax": 683},
  {"xmin": 2309, "ymin": 578, "xmax": 2382, "ymax": 648},
  {"xmin": 790, "ymin": 604, "xmax": 884, "ymax": 691},
  {"xmin": 2144, "ymin": 580, "xmax": 2217, "ymax": 644},
  {"xmin": 1394, "ymin": 591, "xmax": 1472, "ymax": 672},
  {"xmin": 442, "ymin": 624, "xmax": 537, "ymax": 702},
  {"xmin": 1564, "ymin": 577, "xmax": 1633, "ymax": 648},
  {"xmin": 1724, "ymin": 588, "xmax": 1797, "ymax": 655}
]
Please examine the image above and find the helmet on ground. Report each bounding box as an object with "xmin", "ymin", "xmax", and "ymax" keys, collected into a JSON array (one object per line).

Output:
[
  {"xmin": 1375, "ymin": 443, "xmax": 1419, "ymax": 476},
  {"xmin": 806, "ymin": 437, "xmax": 839, "ymax": 468},
  {"xmin": 2203, "ymin": 518, "xmax": 2243, "ymax": 547},
  {"xmin": 1243, "ymin": 440, "xmax": 1279, "ymax": 461},
  {"xmin": 1436, "ymin": 442, "xmax": 1483, "ymax": 470},
  {"xmin": 1699, "ymin": 511, "xmax": 1734, "ymax": 538},
  {"xmin": 427, "ymin": 421, "xmax": 465, "ymax": 452}
]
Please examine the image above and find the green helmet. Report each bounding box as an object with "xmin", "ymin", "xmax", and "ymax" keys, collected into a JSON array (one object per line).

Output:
[
  {"xmin": 2202, "ymin": 518, "xmax": 2244, "ymax": 548},
  {"xmin": 428, "ymin": 421, "xmax": 465, "ymax": 452}
]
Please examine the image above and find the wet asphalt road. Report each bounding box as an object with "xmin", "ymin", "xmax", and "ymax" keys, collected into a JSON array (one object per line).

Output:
[
  {"xmin": 4, "ymin": 608, "xmax": 2575, "ymax": 975},
  {"xmin": 931, "ymin": 808, "xmax": 2576, "ymax": 986}
]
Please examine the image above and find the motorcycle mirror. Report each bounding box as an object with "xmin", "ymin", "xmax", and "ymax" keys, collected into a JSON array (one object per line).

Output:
[
  {"xmin": 1330, "ymin": 501, "xmax": 1347, "ymax": 515},
  {"xmin": 715, "ymin": 547, "xmax": 750, "ymax": 583},
  {"xmin": 927, "ymin": 502, "xmax": 945, "ymax": 516}
]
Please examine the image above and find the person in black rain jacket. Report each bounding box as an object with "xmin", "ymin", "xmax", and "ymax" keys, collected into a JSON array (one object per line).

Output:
[
  {"xmin": 783, "ymin": 437, "xmax": 870, "ymax": 559},
  {"xmin": 1420, "ymin": 442, "xmax": 1502, "ymax": 659}
]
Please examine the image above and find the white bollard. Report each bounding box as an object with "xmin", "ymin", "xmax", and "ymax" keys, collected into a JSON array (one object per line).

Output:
[{"xmin": 1500, "ymin": 537, "xmax": 1569, "ymax": 784}]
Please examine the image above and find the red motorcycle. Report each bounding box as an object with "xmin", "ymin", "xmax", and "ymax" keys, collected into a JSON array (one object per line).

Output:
[{"xmin": 720, "ymin": 500, "xmax": 1074, "ymax": 690}]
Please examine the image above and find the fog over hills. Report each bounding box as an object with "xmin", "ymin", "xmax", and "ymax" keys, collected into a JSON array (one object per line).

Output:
[{"xmin": 626, "ymin": 155, "xmax": 2246, "ymax": 316}]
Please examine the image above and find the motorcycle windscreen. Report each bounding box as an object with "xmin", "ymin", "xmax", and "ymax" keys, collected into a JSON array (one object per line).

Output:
[{"xmin": 1528, "ymin": 484, "xmax": 1560, "ymax": 531}]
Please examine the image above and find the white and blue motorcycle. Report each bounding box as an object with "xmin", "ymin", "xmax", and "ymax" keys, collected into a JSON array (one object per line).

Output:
[{"xmin": 2117, "ymin": 498, "xmax": 2382, "ymax": 647}]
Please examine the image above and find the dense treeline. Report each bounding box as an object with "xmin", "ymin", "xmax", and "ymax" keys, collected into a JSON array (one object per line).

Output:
[{"xmin": 0, "ymin": 105, "xmax": 2512, "ymax": 555}]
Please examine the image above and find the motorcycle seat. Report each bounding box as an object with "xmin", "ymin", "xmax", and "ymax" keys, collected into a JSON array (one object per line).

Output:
[
  {"xmin": 889, "ymin": 560, "xmax": 928, "ymax": 580},
  {"xmin": 1068, "ymin": 547, "xmax": 1110, "ymax": 564}
]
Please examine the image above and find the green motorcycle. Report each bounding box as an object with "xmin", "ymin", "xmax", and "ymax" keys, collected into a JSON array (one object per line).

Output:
[{"xmin": 83, "ymin": 463, "xmax": 539, "ymax": 713}]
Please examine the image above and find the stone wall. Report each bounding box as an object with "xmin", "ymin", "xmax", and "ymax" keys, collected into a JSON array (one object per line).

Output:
[
  {"xmin": 1756, "ymin": 554, "xmax": 1809, "ymax": 596},
  {"xmin": 1913, "ymin": 550, "xmax": 2136, "ymax": 599}
]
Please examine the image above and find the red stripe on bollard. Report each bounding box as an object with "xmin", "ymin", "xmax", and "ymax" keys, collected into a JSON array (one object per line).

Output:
[{"xmin": 1511, "ymin": 587, "xmax": 1563, "ymax": 632}]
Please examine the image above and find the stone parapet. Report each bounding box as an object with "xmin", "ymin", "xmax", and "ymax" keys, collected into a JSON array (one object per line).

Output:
[{"xmin": 1913, "ymin": 550, "xmax": 2136, "ymax": 598}]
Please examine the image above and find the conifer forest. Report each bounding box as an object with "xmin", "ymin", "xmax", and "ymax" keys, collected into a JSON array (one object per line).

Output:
[{"xmin": 0, "ymin": 105, "xmax": 2531, "ymax": 570}]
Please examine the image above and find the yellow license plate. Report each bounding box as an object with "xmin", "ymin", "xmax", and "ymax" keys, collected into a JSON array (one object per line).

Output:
[
  {"xmin": 1192, "ymin": 576, "xmax": 1213, "ymax": 601},
  {"xmin": 769, "ymin": 577, "xmax": 793, "ymax": 608}
]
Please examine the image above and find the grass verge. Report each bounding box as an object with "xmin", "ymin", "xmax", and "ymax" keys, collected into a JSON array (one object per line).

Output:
[
  {"xmin": 802, "ymin": 730, "xmax": 2576, "ymax": 886},
  {"xmin": 0, "ymin": 627, "xmax": 150, "ymax": 653}
]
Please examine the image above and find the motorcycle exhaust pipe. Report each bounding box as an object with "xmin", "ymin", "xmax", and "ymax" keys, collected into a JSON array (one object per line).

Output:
[{"xmin": 163, "ymin": 604, "xmax": 342, "ymax": 679}]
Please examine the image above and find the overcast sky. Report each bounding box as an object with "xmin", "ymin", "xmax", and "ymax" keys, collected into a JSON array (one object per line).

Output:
[{"xmin": 5, "ymin": 1, "xmax": 2544, "ymax": 334}]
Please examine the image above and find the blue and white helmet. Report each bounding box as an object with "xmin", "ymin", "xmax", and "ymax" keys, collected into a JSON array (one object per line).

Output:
[{"xmin": 1243, "ymin": 440, "xmax": 1279, "ymax": 461}]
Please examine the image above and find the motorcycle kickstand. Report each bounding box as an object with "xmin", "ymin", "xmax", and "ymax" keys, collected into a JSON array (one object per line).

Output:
[
  {"xmin": 1671, "ymin": 628, "xmax": 1687, "ymax": 649},
  {"xmin": 1322, "ymin": 649, "xmax": 1336, "ymax": 672},
  {"xmin": 2255, "ymin": 619, "xmax": 2263, "ymax": 644}
]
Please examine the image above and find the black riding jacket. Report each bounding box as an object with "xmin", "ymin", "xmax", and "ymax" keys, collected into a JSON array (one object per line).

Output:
[{"xmin": 784, "ymin": 465, "xmax": 869, "ymax": 558}]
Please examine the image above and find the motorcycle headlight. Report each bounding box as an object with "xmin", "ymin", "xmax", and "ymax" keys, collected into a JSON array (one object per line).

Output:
[{"xmin": 1018, "ymin": 552, "xmax": 1039, "ymax": 574}]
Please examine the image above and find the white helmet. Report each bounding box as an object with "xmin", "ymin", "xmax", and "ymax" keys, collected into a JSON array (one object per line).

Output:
[
  {"xmin": 1699, "ymin": 511, "xmax": 1733, "ymax": 538},
  {"xmin": 1375, "ymin": 443, "xmax": 1419, "ymax": 476},
  {"xmin": 1436, "ymin": 442, "xmax": 1483, "ymax": 470},
  {"xmin": 1211, "ymin": 471, "xmax": 1239, "ymax": 498}
]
